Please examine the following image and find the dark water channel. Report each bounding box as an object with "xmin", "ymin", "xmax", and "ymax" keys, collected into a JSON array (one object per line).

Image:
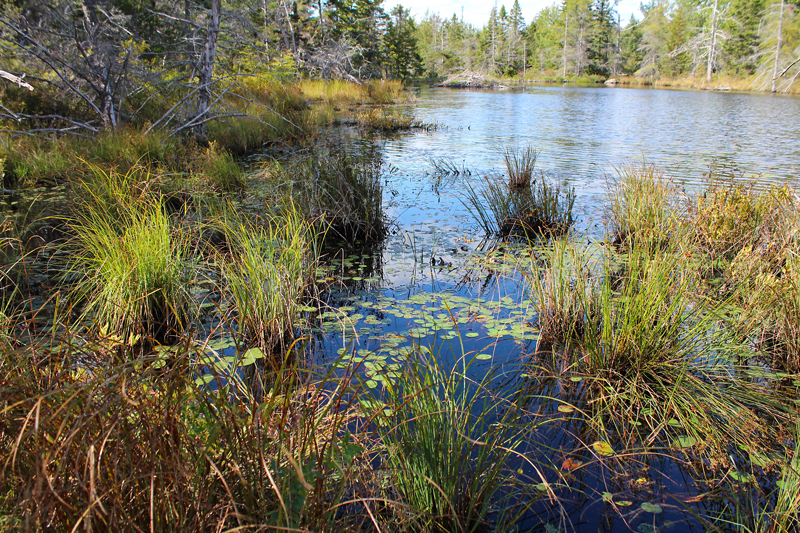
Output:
[{"xmin": 302, "ymin": 86, "xmax": 800, "ymax": 532}]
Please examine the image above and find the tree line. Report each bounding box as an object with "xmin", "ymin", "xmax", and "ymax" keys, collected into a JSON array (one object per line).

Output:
[
  {"xmin": 0, "ymin": 0, "xmax": 424, "ymax": 134},
  {"xmin": 414, "ymin": 0, "xmax": 800, "ymax": 91},
  {"xmin": 1, "ymin": 0, "xmax": 797, "ymax": 137}
]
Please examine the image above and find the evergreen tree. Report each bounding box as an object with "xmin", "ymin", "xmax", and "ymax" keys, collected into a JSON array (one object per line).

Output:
[
  {"xmin": 723, "ymin": 0, "xmax": 764, "ymax": 74},
  {"xmin": 383, "ymin": 6, "xmax": 424, "ymax": 79}
]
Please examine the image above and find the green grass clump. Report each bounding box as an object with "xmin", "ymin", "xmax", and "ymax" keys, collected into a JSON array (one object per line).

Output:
[
  {"xmin": 369, "ymin": 345, "xmax": 542, "ymax": 532},
  {"xmin": 354, "ymin": 108, "xmax": 428, "ymax": 132},
  {"xmin": 462, "ymin": 175, "xmax": 575, "ymax": 239},
  {"xmin": 70, "ymin": 170, "xmax": 190, "ymax": 345},
  {"xmin": 284, "ymin": 147, "xmax": 387, "ymax": 246},
  {"xmin": 193, "ymin": 142, "xmax": 246, "ymax": 192},
  {"xmin": 607, "ymin": 164, "xmax": 680, "ymax": 249},
  {"xmin": 525, "ymin": 237, "xmax": 597, "ymax": 348},
  {"xmin": 217, "ymin": 206, "xmax": 316, "ymax": 352},
  {"xmin": 504, "ymin": 145, "xmax": 538, "ymax": 189}
]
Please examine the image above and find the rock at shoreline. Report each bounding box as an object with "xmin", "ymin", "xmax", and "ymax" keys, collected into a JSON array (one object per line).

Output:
[{"xmin": 604, "ymin": 78, "xmax": 617, "ymax": 85}]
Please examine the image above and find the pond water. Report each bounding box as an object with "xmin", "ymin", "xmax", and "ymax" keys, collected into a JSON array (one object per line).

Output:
[{"xmin": 303, "ymin": 87, "xmax": 800, "ymax": 532}]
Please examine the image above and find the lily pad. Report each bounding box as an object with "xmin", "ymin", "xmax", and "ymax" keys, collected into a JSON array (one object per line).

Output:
[
  {"xmin": 592, "ymin": 441, "xmax": 615, "ymax": 457},
  {"xmin": 640, "ymin": 502, "xmax": 662, "ymax": 514},
  {"xmin": 675, "ymin": 435, "xmax": 697, "ymax": 448},
  {"xmin": 557, "ymin": 405, "xmax": 574, "ymax": 413}
]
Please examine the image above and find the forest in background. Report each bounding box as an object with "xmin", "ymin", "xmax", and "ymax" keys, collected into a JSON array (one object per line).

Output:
[
  {"xmin": 1, "ymin": 0, "xmax": 798, "ymax": 140},
  {"xmin": 416, "ymin": 0, "xmax": 800, "ymax": 91}
]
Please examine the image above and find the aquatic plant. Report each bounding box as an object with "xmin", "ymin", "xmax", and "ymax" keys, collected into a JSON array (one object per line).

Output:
[
  {"xmin": 525, "ymin": 236, "xmax": 598, "ymax": 350},
  {"xmin": 217, "ymin": 206, "xmax": 316, "ymax": 352},
  {"xmin": 70, "ymin": 176, "xmax": 191, "ymax": 345},
  {"xmin": 462, "ymin": 174, "xmax": 575, "ymax": 239},
  {"xmin": 607, "ymin": 164, "xmax": 680, "ymax": 250},
  {"xmin": 368, "ymin": 343, "xmax": 545, "ymax": 532},
  {"xmin": 284, "ymin": 147, "xmax": 387, "ymax": 246},
  {"xmin": 504, "ymin": 145, "xmax": 538, "ymax": 189}
]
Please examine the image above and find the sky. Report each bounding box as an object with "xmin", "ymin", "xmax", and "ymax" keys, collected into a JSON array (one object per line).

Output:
[{"xmin": 382, "ymin": 0, "xmax": 643, "ymax": 27}]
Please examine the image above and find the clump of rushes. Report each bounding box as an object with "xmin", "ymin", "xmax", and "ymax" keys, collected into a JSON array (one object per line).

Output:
[
  {"xmin": 355, "ymin": 108, "xmax": 429, "ymax": 132},
  {"xmin": 286, "ymin": 148, "xmax": 387, "ymax": 246},
  {"xmin": 70, "ymin": 168, "xmax": 190, "ymax": 345},
  {"xmin": 525, "ymin": 236, "xmax": 598, "ymax": 351},
  {"xmin": 193, "ymin": 141, "xmax": 246, "ymax": 191},
  {"xmin": 462, "ymin": 174, "xmax": 575, "ymax": 239},
  {"xmin": 504, "ymin": 145, "xmax": 538, "ymax": 189},
  {"xmin": 369, "ymin": 345, "xmax": 544, "ymax": 532},
  {"xmin": 525, "ymin": 239, "xmax": 789, "ymax": 451},
  {"xmin": 218, "ymin": 206, "xmax": 316, "ymax": 352},
  {"xmin": 607, "ymin": 164, "xmax": 680, "ymax": 249}
]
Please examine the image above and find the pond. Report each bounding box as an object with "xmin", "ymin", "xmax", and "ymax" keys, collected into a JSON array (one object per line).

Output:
[{"xmin": 301, "ymin": 86, "xmax": 800, "ymax": 532}]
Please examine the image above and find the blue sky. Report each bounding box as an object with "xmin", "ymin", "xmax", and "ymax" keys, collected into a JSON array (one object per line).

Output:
[{"xmin": 382, "ymin": 0, "xmax": 643, "ymax": 27}]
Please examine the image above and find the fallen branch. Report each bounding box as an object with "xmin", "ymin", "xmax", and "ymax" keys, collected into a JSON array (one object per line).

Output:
[{"xmin": 0, "ymin": 69, "xmax": 34, "ymax": 91}]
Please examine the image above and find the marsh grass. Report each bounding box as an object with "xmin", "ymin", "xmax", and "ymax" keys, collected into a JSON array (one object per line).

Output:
[
  {"xmin": 524, "ymin": 238, "xmax": 790, "ymax": 452},
  {"xmin": 462, "ymin": 175, "xmax": 575, "ymax": 239},
  {"xmin": 70, "ymin": 168, "xmax": 191, "ymax": 345},
  {"xmin": 369, "ymin": 343, "xmax": 545, "ymax": 532},
  {"xmin": 504, "ymin": 145, "xmax": 538, "ymax": 189},
  {"xmin": 193, "ymin": 142, "xmax": 246, "ymax": 191},
  {"xmin": 0, "ymin": 339, "xmax": 367, "ymax": 531},
  {"xmin": 355, "ymin": 108, "xmax": 431, "ymax": 132},
  {"xmin": 215, "ymin": 206, "xmax": 316, "ymax": 352},
  {"xmin": 0, "ymin": 129, "xmax": 183, "ymax": 187},
  {"xmin": 525, "ymin": 237, "xmax": 598, "ymax": 349},
  {"xmin": 284, "ymin": 147, "xmax": 387, "ymax": 245},
  {"xmin": 607, "ymin": 164, "xmax": 681, "ymax": 250},
  {"xmin": 299, "ymin": 79, "xmax": 404, "ymax": 105}
]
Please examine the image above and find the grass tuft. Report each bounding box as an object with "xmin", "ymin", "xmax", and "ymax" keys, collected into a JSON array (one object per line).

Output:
[
  {"xmin": 504, "ymin": 145, "xmax": 538, "ymax": 189},
  {"xmin": 215, "ymin": 205, "xmax": 316, "ymax": 352},
  {"xmin": 462, "ymin": 174, "xmax": 575, "ymax": 239}
]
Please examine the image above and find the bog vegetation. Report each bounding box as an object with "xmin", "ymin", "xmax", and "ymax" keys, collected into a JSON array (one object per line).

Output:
[{"xmin": 1, "ymin": 2, "xmax": 799, "ymax": 531}]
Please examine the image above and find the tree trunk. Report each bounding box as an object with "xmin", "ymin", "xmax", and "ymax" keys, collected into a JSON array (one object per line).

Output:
[
  {"xmin": 706, "ymin": 0, "xmax": 718, "ymax": 82},
  {"xmin": 196, "ymin": 0, "xmax": 221, "ymax": 140},
  {"xmin": 772, "ymin": 0, "xmax": 785, "ymax": 93}
]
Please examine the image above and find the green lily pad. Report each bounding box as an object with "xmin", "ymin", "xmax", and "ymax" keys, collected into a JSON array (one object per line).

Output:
[
  {"xmin": 640, "ymin": 502, "xmax": 662, "ymax": 514},
  {"xmin": 675, "ymin": 436, "xmax": 697, "ymax": 448},
  {"xmin": 476, "ymin": 353, "xmax": 492, "ymax": 360},
  {"xmin": 592, "ymin": 441, "xmax": 615, "ymax": 457},
  {"xmin": 557, "ymin": 405, "xmax": 574, "ymax": 413}
]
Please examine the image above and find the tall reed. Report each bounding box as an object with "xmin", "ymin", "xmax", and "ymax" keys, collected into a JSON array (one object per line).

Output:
[
  {"xmin": 607, "ymin": 164, "xmax": 680, "ymax": 249},
  {"xmin": 462, "ymin": 175, "xmax": 575, "ymax": 239},
  {"xmin": 369, "ymin": 344, "xmax": 544, "ymax": 532},
  {"xmin": 217, "ymin": 206, "xmax": 316, "ymax": 351},
  {"xmin": 70, "ymin": 166, "xmax": 190, "ymax": 345},
  {"xmin": 504, "ymin": 145, "xmax": 538, "ymax": 189}
]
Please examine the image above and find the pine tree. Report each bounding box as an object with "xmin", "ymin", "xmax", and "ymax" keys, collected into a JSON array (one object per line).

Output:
[
  {"xmin": 723, "ymin": 0, "xmax": 763, "ymax": 74},
  {"xmin": 383, "ymin": 6, "xmax": 424, "ymax": 79}
]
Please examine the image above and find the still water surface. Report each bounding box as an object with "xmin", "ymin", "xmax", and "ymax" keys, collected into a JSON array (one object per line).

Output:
[{"xmin": 308, "ymin": 86, "xmax": 800, "ymax": 532}]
